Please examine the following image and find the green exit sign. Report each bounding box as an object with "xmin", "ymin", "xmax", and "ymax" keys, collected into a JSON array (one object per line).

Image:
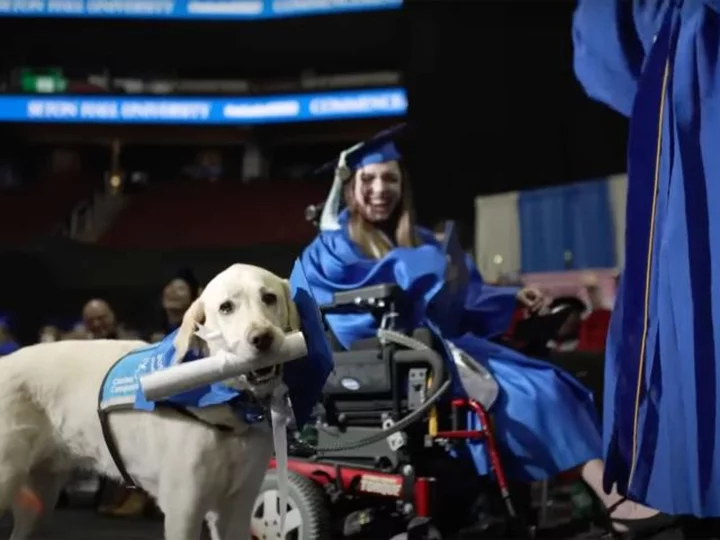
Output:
[{"xmin": 20, "ymin": 69, "xmax": 68, "ymax": 94}]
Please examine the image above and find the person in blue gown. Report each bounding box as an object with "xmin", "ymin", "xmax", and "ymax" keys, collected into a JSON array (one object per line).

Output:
[
  {"xmin": 299, "ymin": 130, "xmax": 667, "ymax": 534},
  {"xmin": 0, "ymin": 315, "xmax": 20, "ymax": 357},
  {"xmin": 574, "ymin": 0, "xmax": 720, "ymax": 521}
]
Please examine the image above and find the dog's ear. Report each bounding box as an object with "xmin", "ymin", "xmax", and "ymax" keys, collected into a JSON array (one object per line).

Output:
[
  {"xmin": 173, "ymin": 298, "xmax": 206, "ymax": 364},
  {"xmin": 282, "ymin": 279, "xmax": 301, "ymax": 332}
]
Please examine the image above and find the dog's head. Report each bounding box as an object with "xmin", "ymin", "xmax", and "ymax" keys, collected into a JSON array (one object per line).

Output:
[{"xmin": 173, "ymin": 263, "xmax": 301, "ymax": 395}]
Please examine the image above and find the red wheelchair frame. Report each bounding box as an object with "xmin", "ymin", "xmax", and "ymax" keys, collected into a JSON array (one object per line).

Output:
[{"xmin": 268, "ymin": 397, "xmax": 519, "ymax": 536}]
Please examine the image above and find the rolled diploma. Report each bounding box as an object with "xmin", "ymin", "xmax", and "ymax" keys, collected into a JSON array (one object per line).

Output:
[{"xmin": 139, "ymin": 331, "xmax": 308, "ymax": 402}]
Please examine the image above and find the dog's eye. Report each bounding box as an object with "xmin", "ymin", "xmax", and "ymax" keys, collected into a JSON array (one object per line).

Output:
[
  {"xmin": 219, "ymin": 301, "xmax": 235, "ymax": 315},
  {"xmin": 261, "ymin": 292, "xmax": 278, "ymax": 306}
]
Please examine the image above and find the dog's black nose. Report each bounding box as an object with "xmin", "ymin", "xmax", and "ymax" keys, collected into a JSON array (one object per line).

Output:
[{"xmin": 249, "ymin": 329, "xmax": 274, "ymax": 352}]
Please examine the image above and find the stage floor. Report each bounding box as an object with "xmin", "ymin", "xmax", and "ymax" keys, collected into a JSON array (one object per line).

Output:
[
  {"xmin": 0, "ymin": 510, "xmax": 163, "ymax": 540},
  {"xmin": 3, "ymin": 506, "xmax": 714, "ymax": 540},
  {"xmin": 0, "ymin": 505, "xmax": 596, "ymax": 540}
]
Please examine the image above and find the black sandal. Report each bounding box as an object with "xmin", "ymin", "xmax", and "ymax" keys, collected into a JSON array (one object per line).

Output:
[{"xmin": 604, "ymin": 498, "xmax": 683, "ymax": 539}]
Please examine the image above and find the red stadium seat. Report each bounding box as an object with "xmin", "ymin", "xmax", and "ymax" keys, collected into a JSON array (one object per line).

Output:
[
  {"xmin": 99, "ymin": 179, "xmax": 326, "ymax": 248},
  {"xmin": 0, "ymin": 175, "xmax": 96, "ymax": 247}
]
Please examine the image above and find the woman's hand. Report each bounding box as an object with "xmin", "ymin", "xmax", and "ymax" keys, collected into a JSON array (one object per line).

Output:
[{"xmin": 516, "ymin": 287, "xmax": 549, "ymax": 314}]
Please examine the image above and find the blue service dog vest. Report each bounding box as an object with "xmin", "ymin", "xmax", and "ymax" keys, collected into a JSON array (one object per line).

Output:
[
  {"xmin": 99, "ymin": 330, "xmax": 267, "ymax": 424},
  {"xmin": 95, "ymin": 259, "xmax": 334, "ymax": 492}
]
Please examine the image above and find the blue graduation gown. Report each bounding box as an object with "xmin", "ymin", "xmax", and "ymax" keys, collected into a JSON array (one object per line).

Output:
[
  {"xmin": 574, "ymin": 0, "xmax": 720, "ymax": 517},
  {"xmin": 300, "ymin": 211, "xmax": 601, "ymax": 482}
]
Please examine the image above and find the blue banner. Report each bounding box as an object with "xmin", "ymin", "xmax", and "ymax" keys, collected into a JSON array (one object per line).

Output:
[
  {"xmin": 0, "ymin": 0, "xmax": 401, "ymax": 19},
  {"xmin": 0, "ymin": 88, "xmax": 407, "ymax": 124}
]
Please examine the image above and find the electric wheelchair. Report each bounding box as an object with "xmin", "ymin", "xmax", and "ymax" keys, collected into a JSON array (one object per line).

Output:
[{"xmin": 251, "ymin": 209, "xmax": 576, "ymax": 540}]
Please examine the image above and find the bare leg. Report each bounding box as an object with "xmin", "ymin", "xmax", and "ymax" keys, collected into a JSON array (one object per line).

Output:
[{"xmin": 577, "ymin": 459, "xmax": 659, "ymax": 532}]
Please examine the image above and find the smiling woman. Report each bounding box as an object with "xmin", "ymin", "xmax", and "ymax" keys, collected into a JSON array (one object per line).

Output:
[{"xmin": 339, "ymin": 137, "xmax": 420, "ymax": 259}]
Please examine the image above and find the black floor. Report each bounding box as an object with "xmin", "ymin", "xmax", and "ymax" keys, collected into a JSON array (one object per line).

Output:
[
  {"xmin": 2, "ymin": 505, "xmax": 715, "ymax": 540},
  {"xmin": 0, "ymin": 510, "xmax": 164, "ymax": 540},
  {"xmin": 0, "ymin": 504, "xmax": 588, "ymax": 540}
]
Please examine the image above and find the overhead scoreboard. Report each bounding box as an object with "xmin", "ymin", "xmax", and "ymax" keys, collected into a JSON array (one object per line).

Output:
[
  {"xmin": 0, "ymin": 87, "xmax": 408, "ymax": 124},
  {"xmin": 0, "ymin": 0, "xmax": 402, "ymax": 19}
]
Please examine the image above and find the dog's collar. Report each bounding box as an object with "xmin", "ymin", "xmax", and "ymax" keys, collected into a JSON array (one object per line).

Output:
[{"xmin": 229, "ymin": 394, "xmax": 270, "ymax": 425}]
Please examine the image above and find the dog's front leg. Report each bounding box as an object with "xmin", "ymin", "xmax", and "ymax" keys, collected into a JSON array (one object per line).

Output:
[
  {"xmin": 208, "ymin": 483, "xmax": 262, "ymax": 540},
  {"xmin": 157, "ymin": 475, "xmax": 207, "ymax": 540},
  {"xmin": 209, "ymin": 434, "xmax": 273, "ymax": 540},
  {"xmin": 160, "ymin": 495, "xmax": 206, "ymax": 540}
]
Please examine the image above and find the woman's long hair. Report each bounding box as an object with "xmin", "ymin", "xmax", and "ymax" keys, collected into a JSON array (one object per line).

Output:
[{"xmin": 343, "ymin": 164, "xmax": 421, "ymax": 259}]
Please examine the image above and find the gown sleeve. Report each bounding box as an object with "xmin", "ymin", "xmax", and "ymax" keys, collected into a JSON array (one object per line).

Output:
[
  {"xmin": 461, "ymin": 253, "xmax": 521, "ymax": 339},
  {"xmin": 572, "ymin": 0, "xmax": 672, "ymax": 117}
]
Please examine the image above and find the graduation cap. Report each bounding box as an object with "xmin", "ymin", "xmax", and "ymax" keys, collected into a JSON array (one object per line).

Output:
[{"xmin": 318, "ymin": 123, "xmax": 407, "ymax": 231}]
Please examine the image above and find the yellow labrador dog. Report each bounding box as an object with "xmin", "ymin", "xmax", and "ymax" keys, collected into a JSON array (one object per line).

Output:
[{"xmin": 0, "ymin": 263, "xmax": 300, "ymax": 540}]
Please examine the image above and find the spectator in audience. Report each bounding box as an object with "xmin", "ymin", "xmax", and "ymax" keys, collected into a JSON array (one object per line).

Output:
[
  {"xmin": 63, "ymin": 321, "xmax": 92, "ymax": 340},
  {"xmin": 149, "ymin": 268, "xmax": 201, "ymax": 342},
  {"xmin": 38, "ymin": 323, "xmax": 63, "ymax": 343},
  {"xmin": 81, "ymin": 299, "xmax": 137, "ymax": 340},
  {"xmin": 82, "ymin": 299, "xmax": 119, "ymax": 339},
  {"xmin": 0, "ymin": 314, "xmax": 20, "ymax": 356},
  {"xmin": 78, "ymin": 298, "xmax": 150, "ymax": 517}
]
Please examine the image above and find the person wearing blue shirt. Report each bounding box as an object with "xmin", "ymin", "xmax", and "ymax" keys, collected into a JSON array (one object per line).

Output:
[
  {"xmin": 299, "ymin": 129, "xmax": 673, "ymax": 536},
  {"xmin": 0, "ymin": 314, "xmax": 20, "ymax": 357},
  {"xmin": 574, "ymin": 0, "xmax": 720, "ymax": 522}
]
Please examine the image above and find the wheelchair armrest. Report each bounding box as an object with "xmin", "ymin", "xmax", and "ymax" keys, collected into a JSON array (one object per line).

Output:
[{"xmin": 320, "ymin": 283, "xmax": 403, "ymax": 315}]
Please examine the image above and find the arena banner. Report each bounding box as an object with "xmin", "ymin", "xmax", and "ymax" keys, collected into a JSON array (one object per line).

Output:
[
  {"xmin": 0, "ymin": 0, "xmax": 402, "ymax": 19},
  {"xmin": 0, "ymin": 87, "xmax": 407, "ymax": 124}
]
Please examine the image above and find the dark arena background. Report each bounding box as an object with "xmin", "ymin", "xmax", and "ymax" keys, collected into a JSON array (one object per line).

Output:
[{"xmin": 0, "ymin": 1, "xmax": 675, "ymax": 540}]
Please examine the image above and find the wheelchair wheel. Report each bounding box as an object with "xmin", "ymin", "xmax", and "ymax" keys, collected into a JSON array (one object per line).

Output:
[{"xmin": 251, "ymin": 470, "xmax": 330, "ymax": 540}]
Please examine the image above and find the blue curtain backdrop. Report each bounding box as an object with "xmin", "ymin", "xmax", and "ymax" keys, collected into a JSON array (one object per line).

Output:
[
  {"xmin": 518, "ymin": 179, "xmax": 616, "ymax": 272},
  {"xmin": 518, "ymin": 185, "xmax": 568, "ymax": 273}
]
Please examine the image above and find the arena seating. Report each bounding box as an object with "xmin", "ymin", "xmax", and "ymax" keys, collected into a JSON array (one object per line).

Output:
[
  {"xmin": 98, "ymin": 179, "xmax": 326, "ymax": 248},
  {"xmin": 0, "ymin": 175, "xmax": 96, "ymax": 247}
]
